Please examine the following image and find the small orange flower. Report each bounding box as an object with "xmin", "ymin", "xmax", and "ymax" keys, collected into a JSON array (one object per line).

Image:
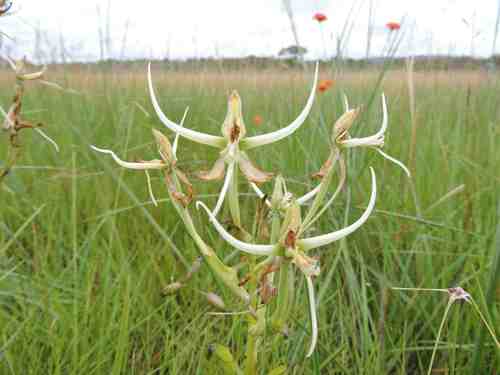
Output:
[
  {"xmin": 253, "ymin": 115, "xmax": 263, "ymax": 126},
  {"xmin": 386, "ymin": 22, "xmax": 401, "ymax": 31},
  {"xmin": 317, "ymin": 79, "xmax": 334, "ymax": 93},
  {"xmin": 313, "ymin": 13, "xmax": 327, "ymax": 23}
]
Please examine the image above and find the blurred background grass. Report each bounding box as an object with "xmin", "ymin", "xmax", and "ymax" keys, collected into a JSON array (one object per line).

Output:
[{"xmin": 0, "ymin": 60, "xmax": 499, "ymax": 374}]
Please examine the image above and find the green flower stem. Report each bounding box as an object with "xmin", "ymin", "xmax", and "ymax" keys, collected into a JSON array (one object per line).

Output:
[
  {"xmin": 270, "ymin": 260, "xmax": 294, "ymax": 332},
  {"xmin": 300, "ymin": 150, "xmax": 339, "ymax": 233},
  {"xmin": 244, "ymin": 255, "xmax": 259, "ymax": 375},
  {"xmin": 269, "ymin": 199, "xmax": 293, "ymax": 332},
  {"xmin": 0, "ymin": 142, "xmax": 20, "ymax": 185},
  {"xmin": 0, "ymin": 83, "xmax": 24, "ymax": 185},
  {"xmin": 302, "ymin": 154, "xmax": 346, "ymax": 232},
  {"xmin": 427, "ymin": 298, "xmax": 454, "ymax": 375},
  {"xmin": 170, "ymin": 172, "xmax": 250, "ymax": 303}
]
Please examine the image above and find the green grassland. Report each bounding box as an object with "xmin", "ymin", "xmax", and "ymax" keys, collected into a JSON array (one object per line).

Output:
[{"xmin": 0, "ymin": 62, "xmax": 499, "ymax": 374}]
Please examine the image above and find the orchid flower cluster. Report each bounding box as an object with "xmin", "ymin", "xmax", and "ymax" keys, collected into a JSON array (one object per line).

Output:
[
  {"xmin": 0, "ymin": 57, "xmax": 59, "ymax": 183},
  {"xmin": 91, "ymin": 62, "xmax": 410, "ymax": 373}
]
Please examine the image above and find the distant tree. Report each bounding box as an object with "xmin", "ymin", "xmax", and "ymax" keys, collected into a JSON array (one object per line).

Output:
[{"xmin": 278, "ymin": 45, "xmax": 308, "ymax": 59}]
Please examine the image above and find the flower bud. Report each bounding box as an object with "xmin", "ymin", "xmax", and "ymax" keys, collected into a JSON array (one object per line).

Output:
[
  {"xmin": 152, "ymin": 129, "xmax": 175, "ymax": 165},
  {"xmin": 204, "ymin": 292, "xmax": 226, "ymax": 310},
  {"xmin": 221, "ymin": 90, "xmax": 247, "ymax": 143},
  {"xmin": 332, "ymin": 108, "xmax": 360, "ymax": 142}
]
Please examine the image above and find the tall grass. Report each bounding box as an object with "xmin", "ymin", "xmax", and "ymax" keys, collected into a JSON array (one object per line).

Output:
[{"xmin": 0, "ymin": 63, "xmax": 498, "ymax": 373}]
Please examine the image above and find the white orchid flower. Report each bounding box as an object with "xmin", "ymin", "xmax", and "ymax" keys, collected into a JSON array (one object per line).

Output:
[
  {"xmin": 198, "ymin": 168, "xmax": 377, "ymax": 357},
  {"xmin": 198, "ymin": 167, "xmax": 376, "ymax": 255},
  {"xmin": 148, "ymin": 62, "xmax": 318, "ymax": 150},
  {"xmin": 337, "ymin": 94, "xmax": 410, "ymax": 177},
  {"xmin": 91, "ymin": 109, "xmax": 193, "ymax": 207},
  {"xmin": 148, "ymin": 62, "xmax": 319, "ymax": 220}
]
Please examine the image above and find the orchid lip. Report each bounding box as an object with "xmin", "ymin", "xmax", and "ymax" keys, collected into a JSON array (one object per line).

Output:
[
  {"xmin": 90, "ymin": 145, "xmax": 165, "ymax": 170},
  {"xmin": 240, "ymin": 62, "xmax": 319, "ymax": 150},
  {"xmin": 196, "ymin": 201, "xmax": 276, "ymax": 256},
  {"xmin": 147, "ymin": 63, "xmax": 225, "ymax": 148},
  {"xmin": 298, "ymin": 167, "xmax": 377, "ymax": 251}
]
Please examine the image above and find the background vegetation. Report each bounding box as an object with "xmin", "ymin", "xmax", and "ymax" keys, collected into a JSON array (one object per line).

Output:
[{"xmin": 1, "ymin": 60, "xmax": 499, "ymax": 373}]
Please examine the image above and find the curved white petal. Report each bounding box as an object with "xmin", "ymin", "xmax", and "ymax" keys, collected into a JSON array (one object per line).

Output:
[
  {"xmin": 241, "ymin": 62, "xmax": 319, "ymax": 150},
  {"xmin": 196, "ymin": 201, "xmax": 276, "ymax": 256},
  {"xmin": 34, "ymin": 128, "xmax": 60, "ymax": 152},
  {"xmin": 250, "ymin": 182, "xmax": 272, "ymax": 208},
  {"xmin": 296, "ymin": 184, "xmax": 321, "ymax": 205},
  {"xmin": 147, "ymin": 63, "xmax": 225, "ymax": 148},
  {"xmin": 212, "ymin": 161, "xmax": 234, "ymax": 216},
  {"xmin": 90, "ymin": 145, "xmax": 165, "ymax": 170},
  {"xmin": 144, "ymin": 170, "xmax": 158, "ymax": 206},
  {"xmin": 375, "ymin": 93, "xmax": 388, "ymax": 138},
  {"xmin": 374, "ymin": 147, "xmax": 411, "ymax": 177},
  {"xmin": 299, "ymin": 167, "xmax": 377, "ymax": 251},
  {"xmin": 305, "ymin": 276, "xmax": 318, "ymax": 358},
  {"xmin": 173, "ymin": 106, "xmax": 190, "ymax": 158}
]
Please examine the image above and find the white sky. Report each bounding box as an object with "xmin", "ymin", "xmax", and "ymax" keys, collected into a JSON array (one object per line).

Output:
[{"xmin": 1, "ymin": 0, "xmax": 499, "ymax": 62}]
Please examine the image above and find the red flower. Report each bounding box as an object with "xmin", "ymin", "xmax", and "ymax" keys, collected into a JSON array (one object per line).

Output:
[
  {"xmin": 253, "ymin": 115, "xmax": 263, "ymax": 127},
  {"xmin": 386, "ymin": 22, "xmax": 401, "ymax": 31},
  {"xmin": 318, "ymin": 79, "xmax": 334, "ymax": 93},
  {"xmin": 313, "ymin": 13, "xmax": 327, "ymax": 23}
]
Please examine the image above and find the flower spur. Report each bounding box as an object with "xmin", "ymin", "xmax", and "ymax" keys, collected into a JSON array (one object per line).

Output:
[{"xmin": 148, "ymin": 62, "xmax": 319, "ymax": 224}]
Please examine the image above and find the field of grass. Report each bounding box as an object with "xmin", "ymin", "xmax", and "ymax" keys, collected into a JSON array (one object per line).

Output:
[{"xmin": 1, "ymin": 62, "xmax": 499, "ymax": 374}]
